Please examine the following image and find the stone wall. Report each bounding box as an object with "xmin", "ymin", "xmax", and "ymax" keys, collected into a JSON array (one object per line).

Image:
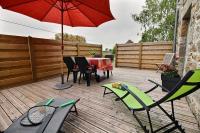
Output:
[{"xmin": 177, "ymin": 0, "xmax": 200, "ymax": 128}]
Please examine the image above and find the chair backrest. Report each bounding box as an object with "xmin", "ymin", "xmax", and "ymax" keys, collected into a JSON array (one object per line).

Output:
[
  {"xmin": 63, "ymin": 56, "xmax": 75, "ymax": 71},
  {"xmin": 162, "ymin": 53, "xmax": 175, "ymax": 65},
  {"xmin": 105, "ymin": 54, "xmax": 114, "ymax": 61},
  {"xmin": 75, "ymin": 57, "xmax": 89, "ymax": 73},
  {"xmin": 161, "ymin": 69, "xmax": 200, "ymax": 102}
]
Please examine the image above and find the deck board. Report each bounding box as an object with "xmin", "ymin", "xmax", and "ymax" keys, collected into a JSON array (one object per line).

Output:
[
  {"xmin": 0, "ymin": 93, "xmax": 22, "ymax": 121},
  {"xmin": 0, "ymin": 106, "xmax": 12, "ymax": 131},
  {"xmin": 0, "ymin": 68, "xmax": 199, "ymax": 133}
]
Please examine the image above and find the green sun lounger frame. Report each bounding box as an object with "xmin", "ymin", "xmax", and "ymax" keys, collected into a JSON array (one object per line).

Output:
[{"xmin": 102, "ymin": 69, "xmax": 200, "ymax": 133}]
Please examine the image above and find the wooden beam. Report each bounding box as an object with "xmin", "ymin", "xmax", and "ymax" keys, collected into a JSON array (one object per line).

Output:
[
  {"xmin": 27, "ymin": 36, "xmax": 36, "ymax": 81},
  {"xmin": 115, "ymin": 44, "xmax": 118, "ymax": 67},
  {"xmin": 100, "ymin": 44, "xmax": 103, "ymax": 57},
  {"xmin": 138, "ymin": 43, "xmax": 143, "ymax": 69},
  {"xmin": 77, "ymin": 43, "xmax": 80, "ymax": 56}
]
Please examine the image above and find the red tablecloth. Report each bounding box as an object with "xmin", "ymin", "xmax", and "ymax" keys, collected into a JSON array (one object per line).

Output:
[{"xmin": 87, "ymin": 58, "xmax": 113, "ymax": 71}]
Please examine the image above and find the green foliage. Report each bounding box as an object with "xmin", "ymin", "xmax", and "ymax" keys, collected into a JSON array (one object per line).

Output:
[
  {"xmin": 55, "ymin": 33, "xmax": 86, "ymax": 43},
  {"xmin": 89, "ymin": 48, "xmax": 97, "ymax": 56},
  {"xmin": 112, "ymin": 46, "xmax": 116, "ymax": 55},
  {"xmin": 133, "ymin": 0, "xmax": 176, "ymax": 42}
]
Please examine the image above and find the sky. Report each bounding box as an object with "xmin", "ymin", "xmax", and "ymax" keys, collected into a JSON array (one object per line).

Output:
[{"xmin": 0, "ymin": 0, "xmax": 145, "ymax": 49}]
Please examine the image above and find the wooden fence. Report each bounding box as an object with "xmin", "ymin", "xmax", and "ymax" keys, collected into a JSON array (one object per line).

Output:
[
  {"xmin": 115, "ymin": 42, "xmax": 173, "ymax": 69},
  {"xmin": 0, "ymin": 34, "xmax": 102, "ymax": 88}
]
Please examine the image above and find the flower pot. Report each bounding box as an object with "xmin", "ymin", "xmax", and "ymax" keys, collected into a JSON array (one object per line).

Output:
[{"xmin": 161, "ymin": 74, "xmax": 181, "ymax": 92}]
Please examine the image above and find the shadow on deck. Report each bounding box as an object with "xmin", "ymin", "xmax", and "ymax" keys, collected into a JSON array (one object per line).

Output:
[{"xmin": 0, "ymin": 68, "xmax": 199, "ymax": 133}]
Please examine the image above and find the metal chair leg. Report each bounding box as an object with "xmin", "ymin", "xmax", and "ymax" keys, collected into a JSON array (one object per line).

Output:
[
  {"xmin": 132, "ymin": 110, "xmax": 149, "ymax": 133},
  {"xmin": 85, "ymin": 73, "xmax": 90, "ymax": 86},
  {"xmin": 79, "ymin": 73, "xmax": 82, "ymax": 84},
  {"xmin": 147, "ymin": 110, "xmax": 153, "ymax": 133},
  {"xmin": 103, "ymin": 88, "xmax": 106, "ymax": 97},
  {"xmin": 71, "ymin": 105, "xmax": 78, "ymax": 115},
  {"xmin": 67, "ymin": 71, "xmax": 70, "ymax": 82}
]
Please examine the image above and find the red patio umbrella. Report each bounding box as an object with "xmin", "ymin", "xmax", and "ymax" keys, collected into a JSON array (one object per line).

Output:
[{"xmin": 0, "ymin": 0, "xmax": 114, "ymax": 89}]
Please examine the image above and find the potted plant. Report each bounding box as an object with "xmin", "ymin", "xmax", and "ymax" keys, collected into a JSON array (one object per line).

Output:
[
  {"xmin": 89, "ymin": 48, "xmax": 96, "ymax": 57},
  {"xmin": 160, "ymin": 65, "xmax": 181, "ymax": 92}
]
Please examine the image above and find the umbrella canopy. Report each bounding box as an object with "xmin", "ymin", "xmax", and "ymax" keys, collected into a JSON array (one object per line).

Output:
[
  {"xmin": 0, "ymin": 0, "xmax": 114, "ymax": 27},
  {"xmin": 0, "ymin": 0, "xmax": 114, "ymax": 88}
]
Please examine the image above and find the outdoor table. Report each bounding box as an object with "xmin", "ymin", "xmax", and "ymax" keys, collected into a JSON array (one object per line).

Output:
[{"xmin": 87, "ymin": 57, "xmax": 113, "ymax": 78}]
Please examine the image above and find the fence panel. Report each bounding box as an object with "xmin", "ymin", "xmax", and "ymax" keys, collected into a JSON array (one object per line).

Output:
[
  {"xmin": 30, "ymin": 37, "xmax": 62, "ymax": 80},
  {"xmin": 116, "ymin": 42, "xmax": 173, "ymax": 69},
  {"xmin": 0, "ymin": 35, "xmax": 32, "ymax": 87},
  {"xmin": 116, "ymin": 44, "xmax": 140, "ymax": 68},
  {"xmin": 78, "ymin": 43, "xmax": 102, "ymax": 57},
  {"xmin": 0, "ymin": 34, "xmax": 102, "ymax": 88}
]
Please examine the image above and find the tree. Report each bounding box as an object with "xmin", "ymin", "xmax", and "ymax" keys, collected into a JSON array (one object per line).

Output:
[
  {"xmin": 55, "ymin": 33, "xmax": 86, "ymax": 43},
  {"xmin": 133, "ymin": 0, "xmax": 176, "ymax": 42},
  {"xmin": 112, "ymin": 46, "xmax": 116, "ymax": 55}
]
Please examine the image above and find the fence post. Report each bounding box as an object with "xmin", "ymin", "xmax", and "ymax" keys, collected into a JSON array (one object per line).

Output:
[
  {"xmin": 138, "ymin": 43, "xmax": 143, "ymax": 69},
  {"xmin": 27, "ymin": 36, "xmax": 36, "ymax": 81},
  {"xmin": 115, "ymin": 44, "xmax": 118, "ymax": 67},
  {"xmin": 77, "ymin": 43, "xmax": 80, "ymax": 56},
  {"xmin": 100, "ymin": 44, "xmax": 103, "ymax": 57}
]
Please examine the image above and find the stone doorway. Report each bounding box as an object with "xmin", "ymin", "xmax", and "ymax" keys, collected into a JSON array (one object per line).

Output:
[{"xmin": 177, "ymin": 5, "xmax": 191, "ymax": 76}]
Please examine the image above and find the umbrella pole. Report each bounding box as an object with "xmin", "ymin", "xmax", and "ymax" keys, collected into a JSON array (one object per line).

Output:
[
  {"xmin": 61, "ymin": 9, "xmax": 64, "ymax": 84},
  {"xmin": 55, "ymin": 1, "xmax": 72, "ymax": 89}
]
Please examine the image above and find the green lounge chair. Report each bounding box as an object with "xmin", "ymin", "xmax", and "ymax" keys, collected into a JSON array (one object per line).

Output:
[{"xmin": 102, "ymin": 69, "xmax": 200, "ymax": 133}]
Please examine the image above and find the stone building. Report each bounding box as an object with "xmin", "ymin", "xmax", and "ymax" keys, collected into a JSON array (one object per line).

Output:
[{"xmin": 176, "ymin": 0, "xmax": 200, "ymax": 127}]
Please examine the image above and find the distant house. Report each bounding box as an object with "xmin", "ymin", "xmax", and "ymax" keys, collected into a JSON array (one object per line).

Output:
[{"xmin": 125, "ymin": 40, "xmax": 134, "ymax": 44}]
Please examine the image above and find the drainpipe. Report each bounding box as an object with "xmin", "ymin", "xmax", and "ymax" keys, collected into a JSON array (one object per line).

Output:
[{"xmin": 172, "ymin": 0, "xmax": 179, "ymax": 53}]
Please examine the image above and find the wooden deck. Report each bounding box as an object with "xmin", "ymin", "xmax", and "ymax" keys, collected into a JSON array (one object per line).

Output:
[{"xmin": 0, "ymin": 68, "xmax": 199, "ymax": 133}]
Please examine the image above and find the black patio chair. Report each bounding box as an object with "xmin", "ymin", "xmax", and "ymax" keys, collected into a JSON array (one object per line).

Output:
[
  {"xmin": 75, "ymin": 56, "xmax": 97, "ymax": 86},
  {"xmin": 63, "ymin": 56, "xmax": 79, "ymax": 83}
]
